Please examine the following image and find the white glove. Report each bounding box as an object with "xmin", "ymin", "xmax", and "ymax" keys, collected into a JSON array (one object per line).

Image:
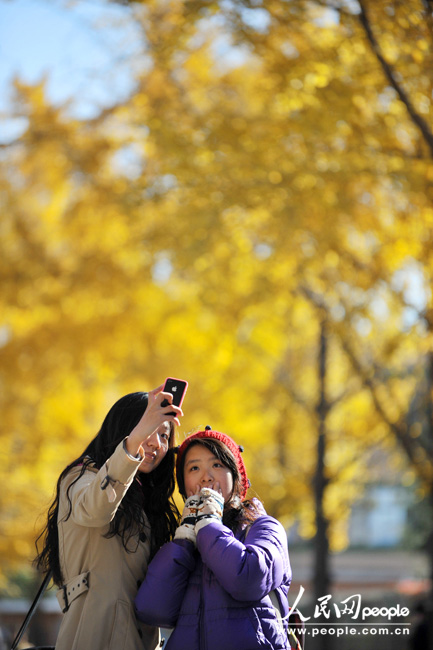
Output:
[
  {"xmin": 195, "ymin": 488, "xmax": 225, "ymax": 532},
  {"xmin": 174, "ymin": 495, "xmax": 201, "ymax": 545}
]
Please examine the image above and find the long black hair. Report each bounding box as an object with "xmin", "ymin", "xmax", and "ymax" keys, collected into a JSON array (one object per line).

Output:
[
  {"xmin": 35, "ymin": 392, "xmax": 179, "ymax": 586},
  {"xmin": 176, "ymin": 437, "xmax": 259, "ymax": 533}
]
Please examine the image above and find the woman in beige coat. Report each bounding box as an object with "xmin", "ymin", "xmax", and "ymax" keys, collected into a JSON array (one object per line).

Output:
[{"xmin": 36, "ymin": 385, "xmax": 183, "ymax": 650}]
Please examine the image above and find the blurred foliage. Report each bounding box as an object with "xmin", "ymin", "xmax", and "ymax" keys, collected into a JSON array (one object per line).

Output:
[{"xmin": 0, "ymin": 0, "xmax": 432, "ymax": 591}]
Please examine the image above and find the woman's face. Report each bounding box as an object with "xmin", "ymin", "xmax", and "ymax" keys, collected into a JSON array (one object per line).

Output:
[
  {"xmin": 183, "ymin": 443, "xmax": 234, "ymax": 503},
  {"xmin": 138, "ymin": 422, "xmax": 171, "ymax": 474}
]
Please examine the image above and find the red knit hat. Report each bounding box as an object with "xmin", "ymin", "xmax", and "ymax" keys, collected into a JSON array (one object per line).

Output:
[{"xmin": 176, "ymin": 427, "xmax": 250, "ymax": 500}]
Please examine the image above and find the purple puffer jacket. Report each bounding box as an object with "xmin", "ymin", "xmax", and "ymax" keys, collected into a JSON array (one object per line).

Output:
[{"xmin": 135, "ymin": 505, "xmax": 292, "ymax": 650}]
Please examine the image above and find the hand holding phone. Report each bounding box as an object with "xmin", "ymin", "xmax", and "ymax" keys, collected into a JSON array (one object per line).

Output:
[{"xmin": 161, "ymin": 377, "xmax": 188, "ymax": 416}]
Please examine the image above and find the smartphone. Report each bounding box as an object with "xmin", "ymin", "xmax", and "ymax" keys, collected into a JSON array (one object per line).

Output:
[{"xmin": 161, "ymin": 377, "xmax": 188, "ymax": 415}]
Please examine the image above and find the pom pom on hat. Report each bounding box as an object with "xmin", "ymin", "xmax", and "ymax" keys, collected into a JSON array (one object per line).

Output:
[{"xmin": 176, "ymin": 427, "xmax": 250, "ymax": 500}]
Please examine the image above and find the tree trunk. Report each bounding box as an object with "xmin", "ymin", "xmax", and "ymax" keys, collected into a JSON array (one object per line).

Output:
[{"xmin": 313, "ymin": 320, "xmax": 332, "ymax": 650}]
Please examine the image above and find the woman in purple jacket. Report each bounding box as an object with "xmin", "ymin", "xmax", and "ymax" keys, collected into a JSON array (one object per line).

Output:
[{"xmin": 135, "ymin": 427, "xmax": 292, "ymax": 650}]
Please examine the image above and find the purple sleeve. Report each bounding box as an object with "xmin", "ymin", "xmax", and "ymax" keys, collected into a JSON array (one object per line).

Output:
[
  {"xmin": 196, "ymin": 515, "xmax": 291, "ymax": 602},
  {"xmin": 134, "ymin": 539, "xmax": 196, "ymax": 627}
]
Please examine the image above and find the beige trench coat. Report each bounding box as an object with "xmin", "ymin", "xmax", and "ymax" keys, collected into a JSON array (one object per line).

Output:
[{"xmin": 54, "ymin": 440, "xmax": 160, "ymax": 650}]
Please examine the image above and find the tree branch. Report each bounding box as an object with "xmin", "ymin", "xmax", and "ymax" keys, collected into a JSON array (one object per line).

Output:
[
  {"xmin": 357, "ymin": 0, "xmax": 433, "ymax": 158},
  {"xmin": 299, "ymin": 283, "xmax": 433, "ymax": 482},
  {"xmin": 341, "ymin": 335, "xmax": 433, "ymax": 484}
]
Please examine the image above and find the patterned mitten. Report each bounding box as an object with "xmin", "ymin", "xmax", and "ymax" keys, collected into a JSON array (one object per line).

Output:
[
  {"xmin": 195, "ymin": 488, "xmax": 225, "ymax": 532},
  {"xmin": 174, "ymin": 494, "xmax": 201, "ymax": 544}
]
